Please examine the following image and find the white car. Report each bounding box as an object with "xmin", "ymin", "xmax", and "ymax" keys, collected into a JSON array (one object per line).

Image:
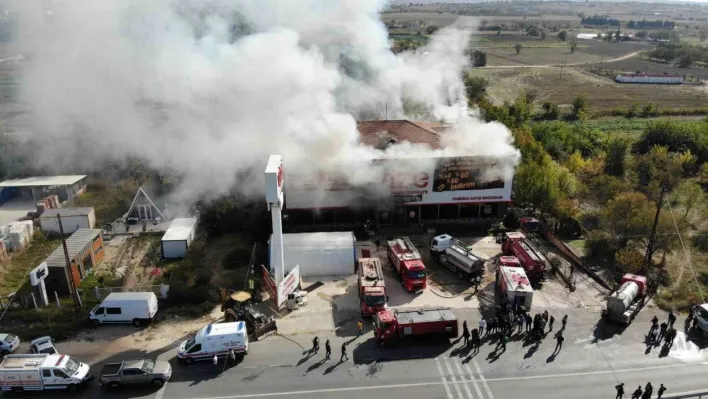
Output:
[
  {"xmin": 29, "ymin": 336, "xmax": 58, "ymax": 355},
  {"xmin": 0, "ymin": 333, "xmax": 20, "ymax": 355}
]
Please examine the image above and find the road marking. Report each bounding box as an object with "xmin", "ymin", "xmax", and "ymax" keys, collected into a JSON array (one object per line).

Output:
[
  {"xmin": 435, "ymin": 357, "xmax": 454, "ymax": 399},
  {"xmin": 155, "ymin": 382, "xmax": 168, "ymax": 399},
  {"xmin": 452, "ymin": 358, "xmax": 474, "ymax": 399},
  {"xmin": 465, "ymin": 363, "xmax": 485, "ymax": 399},
  {"xmin": 442, "ymin": 357, "xmax": 465, "ymax": 399},
  {"xmin": 473, "ymin": 360, "xmax": 495, "ymax": 399}
]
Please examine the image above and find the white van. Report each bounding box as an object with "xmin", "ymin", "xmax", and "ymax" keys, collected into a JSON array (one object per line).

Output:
[
  {"xmin": 89, "ymin": 292, "xmax": 158, "ymax": 327},
  {"xmin": 0, "ymin": 354, "xmax": 93, "ymax": 392},
  {"xmin": 177, "ymin": 322, "xmax": 248, "ymax": 364}
]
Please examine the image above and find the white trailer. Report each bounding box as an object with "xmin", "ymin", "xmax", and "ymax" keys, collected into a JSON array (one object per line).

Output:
[
  {"xmin": 271, "ymin": 232, "xmax": 356, "ymax": 276},
  {"xmin": 178, "ymin": 322, "xmax": 249, "ymax": 364},
  {"xmin": 39, "ymin": 208, "xmax": 96, "ymax": 235},
  {"xmin": 161, "ymin": 218, "xmax": 198, "ymax": 259},
  {"xmin": 0, "ymin": 354, "xmax": 93, "ymax": 392},
  {"xmin": 497, "ymin": 266, "xmax": 534, "ymax": 309}
]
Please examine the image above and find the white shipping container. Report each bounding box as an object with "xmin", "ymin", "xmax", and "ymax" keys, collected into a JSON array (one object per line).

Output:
[
  {"xmin": 161, "ymin": 218, "xmax": 198, "ymax": 259},
  {"xmin": 39, "ymin": 208, "xmax": 95, "ymax": 235}
]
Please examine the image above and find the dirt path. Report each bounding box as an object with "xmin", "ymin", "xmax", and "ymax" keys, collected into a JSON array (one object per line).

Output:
[{"xmin": 484, "ymin": 51, "xmax": 642, "ymax": 69}]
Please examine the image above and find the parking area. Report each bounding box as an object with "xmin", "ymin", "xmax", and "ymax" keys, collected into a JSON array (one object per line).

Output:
[{"xmin": 273, "ymin": 233, "xmax": 606, "ymax": 336}]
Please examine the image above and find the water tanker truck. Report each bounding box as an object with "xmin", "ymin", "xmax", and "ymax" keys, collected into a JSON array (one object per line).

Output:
[
  {"xmin": 602, "ymin": 274, "xmax": 648, "ymax": 326},
  {"xmin": 430, "ymin": 235, "xmax": 484, "ymax": 281},
  {"xmin": 373, "ymin": 308, "xmax": 458, "ymax": 346}
]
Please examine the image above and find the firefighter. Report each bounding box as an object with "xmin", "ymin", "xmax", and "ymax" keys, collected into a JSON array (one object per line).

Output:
[
  {"xmin": 340, "ymin": 342, "xmax": 348, "ymax": 362},
  {"xmin": 325, "ymin": 339, "xmax": 331, "ymax": 360},
  {"xmin": 463, "ymin": 324, "xmax": 470, "ymax": 346},
  {"xmin": 650, "ymin": 316, "xmax": 659, "ymax": 334},
  {"xmin": 631, "ymin": 386, "xmax": 642, "ymax": 399},
  {"xmin": 549, "ymin": 315, "xmax": 555, "ymax": 331},
  {"xmin": 658, "ymin": 322, "xmax": 668, "ymax": 342},
  {"xmin": 667, "ymin": 311, "xmax": 676, "ymax": 328},
  {"xmin": 312, "ymin": 336, "xmax": 319, "ymax": 354},
  {"xmin": 615, "ymin": 383, "xmax": 625, "ymax": 399}
]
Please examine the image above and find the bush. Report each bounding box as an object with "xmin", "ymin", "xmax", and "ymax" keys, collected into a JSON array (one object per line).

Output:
[
  {"xmin": 693, "ymin": 230, "xmax": 708, "ymax": 252},
  {"xmin": 502, "ymin": 210, "xmax": 521, "ymax": 230},
  {"xmin": 585, "ymin": 230, "xmax": 616, "ymax": 263},
  {"xmin": 165, "ymin": 283, "xmax": 219, "ymax": 307}
]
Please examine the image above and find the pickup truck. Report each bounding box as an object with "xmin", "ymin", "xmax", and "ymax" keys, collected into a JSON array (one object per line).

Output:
[{"xmin": 98, "ymin": 359, "xmax": 172, "ymax": 389}]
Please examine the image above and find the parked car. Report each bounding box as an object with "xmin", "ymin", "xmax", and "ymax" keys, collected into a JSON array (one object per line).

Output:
[
  {"xmin": 98, "ymin": 359, "xmax": 171, "ymax": 389},
  {"xmin": 29, "ymin": 336, "xmax": 57, "ymax": 355},
  {"xmin": 0, "ymin": 333, "xmax": 20, "ymax": 355}
]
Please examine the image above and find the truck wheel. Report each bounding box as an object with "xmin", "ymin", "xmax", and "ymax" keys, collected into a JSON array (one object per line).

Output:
[
  {"xmin": 151, "ymin": 379, "xmax": 165, "ymax": 388},
  {"xmin": 108, "ymin": 382, "xmax": 121, "ymax": 389},
  {"xmin": 132, "ymin": 318, "xmax": 143, "ymax": 327},
  {"xmin": 91, "ymin": 319, "xmax": 101, "ymax": 326},
  {"xmin": 184, "ymin": 357, "xmax": 194, "ymax": 365},
  {"xmin": 11, "ymin": 387, "xmax": 23, "ymax": 393}
]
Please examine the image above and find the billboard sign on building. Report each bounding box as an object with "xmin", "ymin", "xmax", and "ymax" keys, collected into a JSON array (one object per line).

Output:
[
  {"xmin": 285, "ymin": 156, "xmax": 513, "ymax": 209},
  {"xmin": 265, "ymin": 155, "xmax": 284, "ymax": 207}
]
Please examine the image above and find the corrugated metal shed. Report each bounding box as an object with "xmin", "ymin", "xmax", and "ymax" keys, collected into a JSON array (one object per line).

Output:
[
  {"xmin": 41, "ymin": 208, "xmax": 94, "ymax": 218},
  {"xmin": 44, "ymin": 228, "xmax": 101, "ymax": 268}
]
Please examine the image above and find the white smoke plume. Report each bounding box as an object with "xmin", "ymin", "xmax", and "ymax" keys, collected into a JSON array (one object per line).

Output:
[{"xmin": 11, "ymin": 0, "xmax": 519, "ymax": 204}]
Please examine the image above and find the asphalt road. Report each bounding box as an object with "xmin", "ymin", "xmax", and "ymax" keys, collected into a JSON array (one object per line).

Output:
[{"xmin": 9, "ymin": 308, "xmax": 708, "ymax": 399}]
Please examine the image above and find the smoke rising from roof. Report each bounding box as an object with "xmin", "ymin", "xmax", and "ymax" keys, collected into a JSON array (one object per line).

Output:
[{"xmin": 13, "ymin": 0, "xmax": 519, "ymax": 204}]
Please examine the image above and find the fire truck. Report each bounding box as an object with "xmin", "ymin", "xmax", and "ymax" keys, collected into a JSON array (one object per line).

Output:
[
  {"xmin": 500, "ymin": 232, "xmax": 547, "ymax": 279},
  {"xmin": 373, "ymin": 308, "xmax": 458, "ymax": 346},
  {"xmin": 357, "ymin": 258, "xmax": 387, "ymax": 317},
  {"xmin": 387, "ymin": 237, "xmax": 427, "ymax": 292}
]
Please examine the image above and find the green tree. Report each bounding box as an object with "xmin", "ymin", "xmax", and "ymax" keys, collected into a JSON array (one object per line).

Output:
[
  {"xmin": 558, "ymin": 30, "xmax": 567, "ymax": 41},
  {"xmin": 464, "ymin": 75, "xmax": 488, "ymax": 103},
  {"xmin": 605, "ymin": 137, "xmax": 630, "ymax": 177},
  {"xmin": 603, "ymin": 191, "xmax": 656, "ymax": 249},
  {"xmin": 513, "ymin": 155, "xmax": 571, "ymax": 216},
  {"xmin": 585, "ymin": 230, "xmax": 617, "ymax": 263},
  {"xmin": 632, "ymin": 146, "xmax": 684, "ymax": 194},
  {"xmin": 671, "ymin": 181, "xmax": 706, "ymax": 220},
  {"xmin": 426, "ymin": 25, "xmax": 439, "ymax": 35},
  {"xmin": 515, "ymin": 43, "xmax": 523, "ymax": 55},
  {"xmin": 541, "ymin": 101, "xmax": 560, "ymax": 119},
  {"xmin": 472, "ymin": 50, "xmax": 487, "ymax": 67},
  {"xmin": 677, "ymin": 53, "xmax": 694, "ymax": 68},
  {"xmin": 571, "ymin": 95, "xmax": 589, "ymax": 120}
]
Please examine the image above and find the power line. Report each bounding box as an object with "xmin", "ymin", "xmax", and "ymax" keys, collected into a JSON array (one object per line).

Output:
[{"xmin": 666, "ymin": 198, "xmax": 704, "ymax": 303}]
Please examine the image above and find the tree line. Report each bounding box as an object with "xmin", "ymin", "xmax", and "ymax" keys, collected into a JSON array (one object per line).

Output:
[
  {"xmin": 580, "ymin": 15, "xmax": 619, "ymax": 27},
  {"xmin": 627, "ymin": 19, "xmax": 675, "ymax": 29}
]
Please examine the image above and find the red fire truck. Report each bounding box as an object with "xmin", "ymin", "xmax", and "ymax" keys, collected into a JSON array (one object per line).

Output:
[
  {"xmin": 387, "ymin": 237, "xmax": 427, "ymax": 292},
  {"xmin": 500, "ymin": 232, "xmax": 547, "ymax": 279},
  {"xmin": 373, "ymin": 308, "xmax": 458, "ymax": 346},
  {"xmin": 357, "ymin": 258, "xmax": 387, "ymax": 317}
]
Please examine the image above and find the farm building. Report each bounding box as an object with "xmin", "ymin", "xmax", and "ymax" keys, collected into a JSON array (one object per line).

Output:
[
  {"xmin": 269, "ymin": 232, "xmax": 356, "ymax": 276},
  {"xmin": 0, "ymin": 175, "xmax": 87, "ymax": 204},
  {"xmin": 43, "ymin": 228, "xmax": 104, "ymax": 296},
  {"xmin": 283, "ymin": 120, "xmax": 514, "ymax": 228},
  {"xmin": 40, "ymin": 208, "xmax": 96, "ymax": 235},
  {"xmin": 615, "ymin": 73, "xmax": 683, "ymax": 84},
  {"xmin": 161, "ymin": 218, "xmax": 198, "ymax": 259}
]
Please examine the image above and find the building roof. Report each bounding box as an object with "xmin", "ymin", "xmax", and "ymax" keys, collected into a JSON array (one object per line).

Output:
[
  {"xmin": 0, "ymin": 175, "xmax": 87, "ymax": 188},
  {"xmin": 281, "ymin": 232, "xmax": 355, "ymax": 249},
  {"xmin": 40, "ymin": 208, "xmax": 94, "ymax": 218},
  {"xmin": 44, "ymin": 228, "xmax": 101, "ymax": 268},
  {"xmin": 162, "ymin": 218, "xmax": 198, "ymax": 241},
  {"xmin": 103, "ymin": 292, "xmax": 156, "ymax": 302},
  {"xmin": 357, "ymin": 120, "xmax": 449, "ymax": 149}
]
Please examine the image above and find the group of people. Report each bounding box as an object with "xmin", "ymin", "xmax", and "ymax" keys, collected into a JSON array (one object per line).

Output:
[
  {"xmin": 615, "ymin": 382, "xmax": 667, "ymax": 399},
  {"xmin": 648, "ymin": 311, "xmax": 678, "ymax": 348},
  {"xmin": 311, "ymin": 336, "xmax": 349, "ymax": 362}
]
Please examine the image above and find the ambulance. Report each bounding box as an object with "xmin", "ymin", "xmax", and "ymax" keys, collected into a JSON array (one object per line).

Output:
[{"xmin": 0, "ymin": 354, "xmax": 93, "ymax": 392}]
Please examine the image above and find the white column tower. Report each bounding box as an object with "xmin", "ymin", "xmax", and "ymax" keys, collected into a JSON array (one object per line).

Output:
[{"xmin": 264, "ymin": 155, "xmax": 285, "ymax": 286}]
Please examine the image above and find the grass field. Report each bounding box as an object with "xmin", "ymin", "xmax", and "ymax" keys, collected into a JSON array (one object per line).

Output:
[
  {"xmin": 475, "ymin": 66, "xmax": 708, "ymax": 110},
  {"xmin": 0, "ymin": 237, "xmax": 61, "ymax": 297}
]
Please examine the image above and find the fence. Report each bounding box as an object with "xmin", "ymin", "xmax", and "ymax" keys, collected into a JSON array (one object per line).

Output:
[
  {"xmin": 0, "ymin": 284, "xmax": 170, "ymax": 311},
  {"xmin": 90, "ymin": 284, "xmax": 169, "ymax": 301}
]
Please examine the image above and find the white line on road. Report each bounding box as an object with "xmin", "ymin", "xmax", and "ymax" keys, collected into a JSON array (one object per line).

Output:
[
  {"xmin": 443, "ymin": 357, "xmax": 465, "ymax": 399},
  {"xmin": 154, "ymin": 382, "xmax": 168, "ymax": 399},
  {"xmin": 465, "ymin": 363, "xmax": 485, "ymax": 399},
  {"xmin": 473, "ymin": 360, "xmax": 495, "ymax": 399},
  {"xmin": 435, "ymin": 357, "xmax": 454, "ymax": 399},
  {"xmin": 452, "ymin": 358, "xmax": 474, "ymax": 399}
]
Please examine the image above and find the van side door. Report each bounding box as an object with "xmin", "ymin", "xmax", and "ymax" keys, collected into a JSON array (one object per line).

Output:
[
  {"xmin": 105, "ymin": 307, "xmax": 122, "ymax": 323},
  {"xmin": 50, "ymin": 368, "xmax": 71, "ymax": 389}
]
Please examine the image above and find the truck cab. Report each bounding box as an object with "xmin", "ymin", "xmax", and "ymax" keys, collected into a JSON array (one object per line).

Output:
[
  {"xmin": 373, "ymin": 309, "xmax": 397, "ymax": 344},
  {"xmin": 499, "ymin": 256, "xmax": 521, "ymax": 268},
  {"xmin": 387, "ymin": 237, "xmax": 427, "ymax": 292},
  {"xmin": 360, "ymin": 286, "xmax": 387, "ymax": 317},
  {"xmin": 401, "ymin": 260, "xmax": 427, "ymax": 292},
  {"xmin": 430, "ymin": 234, "xmax": 453, "ymax": 254}
]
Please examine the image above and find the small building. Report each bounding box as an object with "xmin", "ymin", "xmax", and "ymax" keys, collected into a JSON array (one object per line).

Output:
[
  {"xmin": 125, "ymin": 178, "xmax": 177, "ymax": 223},
  {"xmin": 0, "ymin": 175, "xmax": 87, "ymax": 204},
  {"xmin": 614, "ymin": 73, "xmax": 683, "ymax": 84},
  {"xmin": 39, "ymin": 208, "xmax": 96, "ymax": 235},
  {"xmin": 43, "ymin": 228, "xmax": 104, "ymax": 296},
  {"xmin": 270, "ymin": 232, "xmax": 356, "ymax": 276},
  {"xmin": 161, "ymin": 218, "xmax": 198, "ymax": 259}
]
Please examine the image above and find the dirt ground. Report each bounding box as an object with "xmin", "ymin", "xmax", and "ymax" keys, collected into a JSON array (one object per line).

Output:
[
  {"xmin": 94, "ymin": 235, "xmax": 162, "ymax": 289},
  {"xmin": 476, "ymin": 66, "xmax": 708, "ymax": 110}
]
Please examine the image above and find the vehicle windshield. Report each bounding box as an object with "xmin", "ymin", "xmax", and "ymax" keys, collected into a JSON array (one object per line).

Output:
[
  {"xmin": 64, "ymin": 358, "xmax": 80, "ymax": 375},
  {"xmin": 185, "ymin": 336, "xmax": 196, "ymax": 349},
  {"xmin": 141, "ymin": 360, "xmax": 155, "ymax": 372},
  {"xmin": 4, "ymin": 334, "xmax": 16, "ymax": 343},
  {"xmin": 39, "ymin": 346, "xmax": 56, "ymax": 355},
  {"xmin": 364, "ymin": 295, "xmax": 386, "ymax": 306},
  {"xmin": 407, "ymin": 269, "xmax": 426, "ymax": 279}
]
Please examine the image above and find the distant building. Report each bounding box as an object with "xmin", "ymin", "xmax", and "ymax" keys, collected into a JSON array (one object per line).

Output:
[
  {"xmin": 43, "ymin": 228, "xmax": 104, "ymax": 296},
  {"xmin": 615, "ymin": 73, "xmax": 683, "ymax": 84},
  {"xmin": 0, "ymin": 175, "xmax": 87, "ymax": 205},
  {"xmin": 40, "ymin": 208, "xmax": 96, "ymax": 235}
]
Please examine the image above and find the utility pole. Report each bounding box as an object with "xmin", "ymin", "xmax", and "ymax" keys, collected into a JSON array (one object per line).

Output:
[
  {"xmin": 644, "ymin": 186, "xmax": 668, "ymax": 270},
  {"xmin": 57, "ymin": 215, "xmax": 81, "ymax": 313},
  {"xmin": 559, "ymin": 53, "xmax": 568, "ymax": 80}
]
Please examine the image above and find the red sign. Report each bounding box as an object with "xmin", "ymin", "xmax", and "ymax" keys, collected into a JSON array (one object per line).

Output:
[
  {"xmin": 277, "ymin": 165, "xmax": 284, "ymax": 189},
  {"xmin": 261, "ymin": 265, "xmax": 277, "ymax": 302},
  {"xmin": 382, "ymin": 171, "xmax": 429, "ymax": 190}
]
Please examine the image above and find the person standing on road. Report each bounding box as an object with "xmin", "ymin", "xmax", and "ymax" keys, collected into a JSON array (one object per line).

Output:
[
  {"xmin": 471, "ymin": 328, "xmax": 480, "ymax": 352},
  {"xmin": 463, "ymin": 324, "xmax": 470, "ymax": 346},
  {"xmin": 561, "ymin": 314, "xmax": 568, "ymax": 329},
  {"xmin": 312, "ymin": 336, "xmax": 319, "ymax": 354},
  {"xmin": 525, "ymin": 313, "xmax": 532, "ymax": 332},
  {"xmin": 615, "ymin": 383, "xmax": 625, "ymax": 399},
  {"xmin": 357, "ymin": 320, "xmax": 364, "ymax": 337},
  {"xmin": 516, "ymin": 315, "xmax": 524, "ymax": 334},
  {"xmin": 651, "ymin": 316, "xmax": 659, "ymax": 334},
  {"xmin": 642, "ymin": 383, "xmax": 653, "ymax": 399},
  {"xmin": 463, "ymin": 320, "xmax": 468, "ymax": 332},
  {"xmin": 340, "ymin": 342, "xmax": 348, "ymax": 362},
  {"xmin": 554, "ymin": 332, "xmax": 564, "ymax": 354},
  {"xmin": 325, "ymin": 339, "xmax": 331, "ymax": 360},
  {"xmin": 657, "ymin": 384, "xmax": 666, "ymax": 399},
  {"xmin": 658, "ymin": 322, "xmax": 668, "ymax": 342},
  {"xmin": 479, "ymin": 318, "xmax": 486, "ymax": 337},
  {"xmin": 668, "ymin": 311, "xmax": 676, "ymax": 328},
  {"xmin": 489, "ymin": 317, "xmax": 497, "ymax": 335},
  {"xmin": 549, "ymin": 315, "xmax": 555, "ymax": 331},
  {"xmin": 631, "ymin": 386, "xmax": 642, "ymax": 399}
]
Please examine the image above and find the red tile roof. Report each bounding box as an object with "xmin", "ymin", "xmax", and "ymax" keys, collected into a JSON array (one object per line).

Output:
[{"xmin": 357, "ymin": 120, "xmax": 449, "ymax": 149}]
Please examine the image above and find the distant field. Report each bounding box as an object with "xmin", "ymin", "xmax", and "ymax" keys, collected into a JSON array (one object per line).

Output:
[
  {"xmin": 475, "ymin": 66, "xmax": 708, "ymax": 110},
  {"xmin": 381, "ymin": 12, "xmax": 578, "ymax": 27}
]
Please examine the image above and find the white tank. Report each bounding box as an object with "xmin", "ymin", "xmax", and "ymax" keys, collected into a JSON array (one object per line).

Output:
[{"xmin": 607, "ymin": 281, "xmax": 639, "ymax": 318}]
